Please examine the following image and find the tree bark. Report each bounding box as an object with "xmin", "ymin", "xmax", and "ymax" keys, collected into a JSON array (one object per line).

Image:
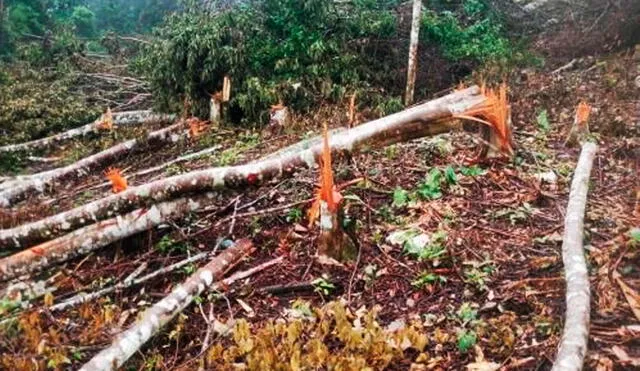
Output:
[
  {"xmin": 79, "ymin": 239, "xmax": 256, "ymax": 371},
  {"xmin": 0, "ymin": 194, "xmax": 216, "ymax": 282},
  {"xmin": 0, "ymin": 110, "xmax": 175, "ymax": 154},
  {"xmin": 404, "ymin": 0, "xmax": 422, "ymax": 106},
  {"xmin": 0, "ymin": 86, "xmax": 486, "ymax": 249},
  {"xmin": 552, "ymin": 141, "xmax": 596, "ymax": 371},
  {"xmin": 0, "ymin": 120, "xmax": 186, "ymax": 208}
]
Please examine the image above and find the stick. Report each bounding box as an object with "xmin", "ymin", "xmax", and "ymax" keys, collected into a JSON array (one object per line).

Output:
[
  {"xmin": 552, "ymin": 142, "xmax": 597, "ymax": 371},
  {"xmin": 79, "ymin": 241, "xmax": 260, "ymax": 371},
  {"xmin": 0, "ymin": 110, "xmax": 175, "ymax": 154},
  {"xmin": 49, "ymin": 255, "xmax": 209, "ymax": 311},
  {"xmin": 0, "ymin": 194, "xmax": 217, "ymax": 282},
  {"xmin": 0, "ymin": 87, "xmax": 485, "ymax": 248}
]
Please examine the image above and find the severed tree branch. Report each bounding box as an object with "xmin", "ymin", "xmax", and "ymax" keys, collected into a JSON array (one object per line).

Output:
[
  {"xmin": 79, "ymin": 240, "xmax": 265, "ymax": 371},
  {"xmin": 0, "ymin": 110, "xmax": 175, "ymax": 154},
  {"xmin": 0, "ymin": 86, "xmax": 486, "ymax": 249},
  {"xmin": 0, "ymin": 120, "xmax": 187, "ymax": 208},
  {"xmin": 552, "ymin": 141, "xmax": 597, "ymax": 371},
  {"xmin": 0, "ymin": 194, "xmax": 217, "ymax": 282}
]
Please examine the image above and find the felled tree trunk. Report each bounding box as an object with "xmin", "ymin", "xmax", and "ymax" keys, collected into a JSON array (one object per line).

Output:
[
  {"xmin": 0, "ymin": 194, "xmax": 215, "ymax": 281},
  {"xmin": 552, "ymin": 142, "xmax": 597, "ymax": 371},
  {"xmin": 404, "ymin": 0, "xmax": 422, "ymax": 106},
  {"xmin": 0, "ymin": 87, "xmax": 486, "ymax": 249},
  {"xmin": 0, "ymin": 120, "xmax": 186, "ymax": 208},
  {"xmin": 0, "ymin": 110, "xmax": 175, "ymax": 154},
  {"xmin": 80, "ymin": 240, "xmax": 255, "ymax": 371}
]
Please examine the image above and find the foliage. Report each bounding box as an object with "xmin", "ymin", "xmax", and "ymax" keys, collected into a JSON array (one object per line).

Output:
[
  {"xmin": 402, "ymin": 230, "xmax": 448, "ymax": 262},
  {"xmin": 0, "ymin": 67, "xmax": 101, "ymax": 148},
  {"xmin": 456, "ymin": 329, "xmax": 477, "ymax": 353},
  {"xmin": 138, "ymin": 0, "xmax": 406, "ymax": 123},
  {"xmin": 459, "ymin": 165, "xmax": 485, "ymax": 177},
  {"xmin": 70, "ymin": 6, "xmax": 96, "ymax": 37},
  {"xmin": 392, "ymin": 188, "xmax": 409, "ymax": 208},
  {"xmin": 421, "ymin": 0, "xmax": 511, "ymax": 63},
  {"xmin": 536, "ymin": 109, "xmax": 550, "ymax": 132},
  {"xmin": 205, "ymin": 301, "xmax": 431, "ymax": 369},
  {"xmin": 412, "ymin": 272, "xmax": 446, "ymax": 289},
  {"xmin": 417, "ymin": 168, "xmax": 444, "ymax": 200}
]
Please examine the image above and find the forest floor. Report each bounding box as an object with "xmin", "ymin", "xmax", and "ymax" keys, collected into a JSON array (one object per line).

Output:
[{"xmin": 0, "ymin": 48, "xmax": 639, "ymax": 370}]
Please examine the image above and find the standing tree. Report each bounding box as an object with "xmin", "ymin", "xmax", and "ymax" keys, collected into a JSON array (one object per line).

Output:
[{"xmin": 405, "ymin": 0, "xmax": 422, "ymax": 106}]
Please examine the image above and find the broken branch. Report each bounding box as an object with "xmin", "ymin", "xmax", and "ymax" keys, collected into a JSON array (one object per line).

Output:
[{"xmin": 79, "ymin": 240, "xmax": 261, "ymax": 371}]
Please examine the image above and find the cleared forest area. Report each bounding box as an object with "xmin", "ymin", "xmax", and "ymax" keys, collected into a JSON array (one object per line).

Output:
[{"xmin": 0, "ymin": 1, "xmax": 639, "ymax": 370}]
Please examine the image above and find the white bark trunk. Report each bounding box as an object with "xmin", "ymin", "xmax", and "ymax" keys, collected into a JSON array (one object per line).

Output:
[
  {"xmin": 0, "ymin": 87, "xmax": 486, "ymax": 249},
  {"xmin": 552, "ymin": 141, "xmax": 597, "ymax": 371},
  {"xmin": 404, "ymin": 0, "xmax": 422, "ymax": 106},
  {"xmin": 79, "ymin": 240, "xmax": 256, "ymax": 371},
  {"xmin": 0, "ymin": 194, "xmax": 216, "ymax": 281},
  {"xmin": 0, "ymin": 120, "xmax": 186, "ymax": 207},
  {"xmin": 0, "ymin": 110, "xmax": 175, "ymax": 154}
]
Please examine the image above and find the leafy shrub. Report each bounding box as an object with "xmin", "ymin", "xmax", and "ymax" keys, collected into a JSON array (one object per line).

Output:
[
  {"xmin": 137, "ymin": 0, "xmax": 404, "ymax": 123},
  {"xmin": 421, "ymin": 0, "xmax": 511, "ymax": 63},
  {"xmin": 70, "ymin": 6, "xmax": 96, "ymax": 37}
]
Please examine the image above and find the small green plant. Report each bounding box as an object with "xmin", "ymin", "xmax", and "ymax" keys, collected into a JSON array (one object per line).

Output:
[
  {"xmin": 458, "ymin": 165, "xmax": 485, "ymax": 177},
  {"xmin": 456, "ymin": 329, "xmax": 477, "ymax": 353},
  {"xmin": 629, "ymin": 228, "xmax": 640, "ymax": 247},
  {"xmin": 412, "ymin": 272, "xmax": 446, "ymax": 289},
  {"xmin": 444, "ymin": 166, "xmax": 457, "ymax": 185},
  {"xmin": 536, "ymin": 109, "xmax": 550, "ymax": 132},
  {"xmin": 403, "ymin": 230, "xmax": 448, "ymax": 262},
  {"xmin": 312, "ymin": 276, "xmax": 335, "ymax": 296},
  {"xmin": 463, "ymin": 260, "xmax": 495, "ymax": 291},
  {"xmin": 182, "ymin": 264, "xmax": 196, "ymax": 275},
  {"xmin": 286, "ymin": 208, "xmax": 303, "ymax": 223},
  {"xmin": 456, "ymin": 303, "xmax": 478, "ymax": 324},
  {"xmin": 155, "ymin": 235, "xmax": 190, "ymax": 254},
  {"xmin": 392, "ymin": 188, "xmax": 409, "ymax": 208},
  {"xmin": 417, "ymin": 168, "xmax": 443, "ymax": 200}
]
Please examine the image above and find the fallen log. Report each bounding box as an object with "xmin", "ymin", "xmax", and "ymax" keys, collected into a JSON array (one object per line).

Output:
[
  {"xmin": 0, "ymin": 194, "xmax": 216, "ymax": 281},
  {"xmin": 80, "ymin": 240, "xmax": 259, "ymax": 371},
  {"xmin": 0, "ymin": 86, "xmax": 485, "ymax": 249},
  {"xmin": 0, "ymin": 120, "xmax": 186, "ymax": 208},
  {"xmin": 0, "ymin": 110, "xmax": 175, "ymax": 154},
  {"xmin": 552, "ymin": 141, "xmax": 597, "ymax": 371}
]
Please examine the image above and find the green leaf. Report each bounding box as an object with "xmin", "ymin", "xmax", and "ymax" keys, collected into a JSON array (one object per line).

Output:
[
  {"xmin": 536, "ymin": 109, "xmax": 550, "ymax": 132},
  {"xmin": 444, "ymin": 166, "xmax": 457, "ymax": 185},
  {"xmin": 457, "ymin": 329, "xmax": 477, "ymax": 353},
  {"xmin": 417, "ymin": 168, "xmax": 443, "ymax": 199},
  {"xmin": 458, "ymin": 165, "xmax": 485, "ymax": 177},
  {"xmin": 392, "ymin": 188, "xmax": 409, "ymax": 208}
]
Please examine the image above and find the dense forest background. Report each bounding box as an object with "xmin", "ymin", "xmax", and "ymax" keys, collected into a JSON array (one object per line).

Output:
[{"xmin": 0, "ymin": 0, "xmax": 637, "ymax": 143}]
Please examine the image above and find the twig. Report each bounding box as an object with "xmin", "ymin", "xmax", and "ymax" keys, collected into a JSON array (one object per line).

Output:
[
  {"xmin": 347, "ymin": 240, "xmax": 362, "ymax": 304},
  {"xmin": 214, "ymin": 198, "xmax": 315, "ymax": 227},
  {"xmin": 552, "ymin": 59, "xmax": 577, "ymax": 75},
  {"xmin": 228, "ymin": 197, "xmax": 240, "ymax": 237},
  {"xmin": 49, "ymin": 251, "xmax": 210, "ymax": 311}
]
